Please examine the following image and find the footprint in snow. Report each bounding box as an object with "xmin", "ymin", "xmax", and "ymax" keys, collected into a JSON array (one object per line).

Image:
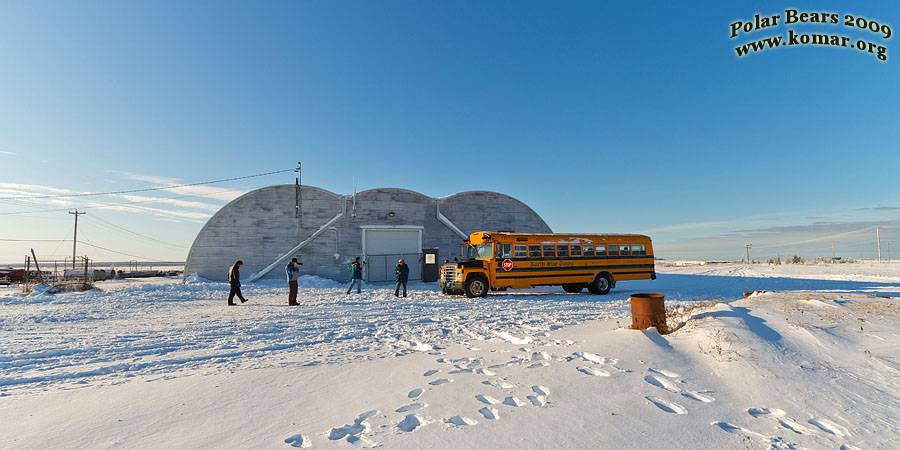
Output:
[
  {"xmin": 532, "ymin": 385, "xmax": 550, "ymax": 396},
  {"xmin": 644, "ymin": 375, "xmax": 681, "ymax": 393},
  {"xmin": 445, "ymin": 415, "xmax": 478, "ymax": 426},
  {"xmin": 808, "ymin": 418, "xmax": 850, "ymax": 436},
  {"xmin": 682, "ymin": 391, "xmax": 715, "ymax": 402},
  {"xmin": 423, "ymin": 369, "xmax": 440, "ymax": 376},
  {"xmin": 747, "ymin": 407, "xmax": 786, "ymax": 418},
  {"xmin": 527, "ymin": 395, "xmax": 547, "ymax": 407},
  {"xmin": 475, "ymin": 368, "xmax": 495, "ymax": 376},
  {"xmin": 397, "ymin": 414, "xmax": 425, "ymax": 432},
  {"xmin": 577, "ymin": 366, "xmax": 610, "ymax": 377},
  {"xmin": 408, "ymin": 388, "xmax": 424, "ymax": 399},
  {"xmin": 429, "ymin": 378, "xmax": 453, "ymax": 386},
  {"xmin": 346, "ymin": 435, "xmax": 377, "ymax": 447},
  {"xmin": 478, "ymin": 406, "xmax": 499, "ymax": 420},
  {"xmin": 710, "ymin": 421, "xmax": 766, "ymax": 440},
  {"xmin": 475, "ymin": 394, "xmax": 499, "ymax": 405},
  {"xmin": 327, "ymin": 410, "xmax": 378, "ymax": 441},
  {"xmin": 395, "ymin": 403, "xmax": 427, "ymax": 412},
  {"xmin": 503, "ymin": 396, "xmax": 525, "ymax": 407},
  {"xmin": 777, "ymin": 417, "xmax": 813, "ymax": 434},
  {"xmin": 645, "ymin": 396, "xmax": 687, "ymax": 415},
  {"xmin": 283, "ymin": 434, "xmax": 311, "ymax": 448},
  {"xmin": 483, "ymin": 379, "xmax": 516, "ymax": 389},
  {"xmin": 648, "ymin": 367, "xmax": 679, "ymax": 378},
  {"xmin": 528, "ymin": 362, "xmax": 549, "ymax": 369}
]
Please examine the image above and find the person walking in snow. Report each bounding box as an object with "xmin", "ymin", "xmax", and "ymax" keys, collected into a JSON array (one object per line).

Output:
[
  {"xmin": 394, "ymin": 259, "xmax": 409, "ymax": 297},
  {"xmin": 227, "ymin": 260, "xmax": 247, "ymax": 305},
  {"xmin": 346, "ymin": 257, "xmax": 363, "ymax": 294},
  {"xmin": 285, "ymin": 258, "xmax": 301, "ymax": 306}
]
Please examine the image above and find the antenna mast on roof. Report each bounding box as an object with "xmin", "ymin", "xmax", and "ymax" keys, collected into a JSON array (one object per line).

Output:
[
  {"xmin": 352, "ymin": 177, "xmax": 357, "ymax": 219},
  {"xmin": 295, "ymin": 162, "xmax": 301, "ymax": 224}
]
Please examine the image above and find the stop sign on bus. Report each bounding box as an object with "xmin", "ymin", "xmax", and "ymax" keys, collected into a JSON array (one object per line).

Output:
[{"xmin": 502, "ymin": 259, "xmax": 513, "ymax": 271}]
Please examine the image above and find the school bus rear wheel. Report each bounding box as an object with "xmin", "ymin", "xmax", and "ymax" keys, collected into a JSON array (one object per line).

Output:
[
  {"xmin": 588, "ymin": 273, "xmax": 612, "ymax": 295},
  {"xmin": 465, "ymin": 277, "xmax": 489, "ymax": 298}
]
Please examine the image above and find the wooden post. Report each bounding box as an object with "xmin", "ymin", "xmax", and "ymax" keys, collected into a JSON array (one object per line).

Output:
[
  {"xmin": 30, "ymin": 249, "xmax": 45, "ymax": 284},
  {"xmin": 877, "ymin": 226, "xmax": 881, "ymax": 262}
]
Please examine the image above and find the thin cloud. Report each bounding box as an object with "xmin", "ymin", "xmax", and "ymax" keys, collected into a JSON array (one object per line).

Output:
[
  {"xmin": 640, "ymin": 220, "xmax": 731, "ymax": 233},
  {"xmin": 162, "ymin": 185, "xmax": 243, "ymax": 202},
  {"xmin": 113, "ymin": 194, "xmax": 222, "ymax": 212},
  {"xmin": 0, "ymin": 182, "xmax": 76, "ymax": 195},
  {"xmin": 0, "ymin": 150, "xmax": 16, "ymax": 155},
  {"xmin": 111, "ymin": 170, "xmax": 245, "ymax": 202},
  {"xmin": 85, "ymin": 201, "xmax": 210, "ymax": 223}
]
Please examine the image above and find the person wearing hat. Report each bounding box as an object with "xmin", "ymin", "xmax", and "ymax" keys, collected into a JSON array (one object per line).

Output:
[
  {"xmin": 285, "ymin": 257, "xmax": 302, "ymax": 306},
  {"xmin": 227, "ymin": 260, "xmax": 247, "ymax": 306},
  {"xmin": 394, "ymin": 259, "xmax": 409, "ymax": 297}
]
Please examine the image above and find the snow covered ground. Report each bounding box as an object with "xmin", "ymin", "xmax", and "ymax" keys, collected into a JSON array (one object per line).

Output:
[{"xmin": 1, "ymin": 262, "xmax": 898, "ymax": 449}]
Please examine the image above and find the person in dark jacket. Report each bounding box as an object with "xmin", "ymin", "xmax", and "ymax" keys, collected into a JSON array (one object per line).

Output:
[
  {"xmin": 227, "ymin": 260, "xmax": 247, "ymax": 305},
  {"xmin": 394, "ymin": 259, "xmax": 409, "ymax": 297},
  {"xmin": 285, "ymin": 258, "xmax": 301, "ymax": 306},
  {"xmin": 346, "ymin": 257, "xmax": 363, "ymax": 294}
]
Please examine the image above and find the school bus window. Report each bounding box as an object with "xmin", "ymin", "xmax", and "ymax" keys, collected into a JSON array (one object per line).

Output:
[
  {"xmin": 514, "ymin": 244, "xmax": 527, "ymax": 258},
  {"xmin": 500, "ymin": 244, "xmax": 512, "ymax": 258},
  {"xmin": 620, "ymin": 244, "xmax": 630, "ymax": 256},
  {"xmin": 608, "ymin": 245, "xmax": 619, "ymax": 256},
  {"xmin": 583, "ymin": 244, "xmax": 594, "ymax": 256},
  {"xmin": 529, "ymin": 245, "xmax": 542, "ymax": 258},
  {"xmin": 633, "ymin": 244, "xmax": 646, "ymax": 256},
  {"xmin": 596, "ymin": 245, "xmax": 606, "ymax": 256},
  {"xmin": 543, "ymin": 244, "xmax": 556, "ymax": 258},
  {"xmin": 557, "ymin": 245, "xmax": 569, "ymax": 258},
  {"xmin": 570, "ymin": 245, "xmax": 581, "ymax": 257}
]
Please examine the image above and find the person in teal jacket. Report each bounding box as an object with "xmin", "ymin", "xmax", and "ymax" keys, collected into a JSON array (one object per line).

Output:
[
  {"xmin": 346, "ymin": 257, "xmax": 363, "ymax": 294},
  {"xmin": 394, "ymin": 259, "xmax": 409, "ymax": 297}
]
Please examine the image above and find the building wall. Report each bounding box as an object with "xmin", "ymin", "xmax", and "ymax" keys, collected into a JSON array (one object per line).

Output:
[{"xmin": 184, "ymin": 185, "xmax": 551, "ymax": 282}]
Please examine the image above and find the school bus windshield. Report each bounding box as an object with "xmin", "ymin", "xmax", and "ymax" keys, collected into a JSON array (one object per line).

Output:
[{"xmin": 466, "ymin": 243, "xmax": 493, "ymax": 259}]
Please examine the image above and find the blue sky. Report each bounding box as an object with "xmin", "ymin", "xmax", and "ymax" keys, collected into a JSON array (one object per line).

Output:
[{"xmin": 1, "ymin": 1, "xmax": 898, "ymax": 263}]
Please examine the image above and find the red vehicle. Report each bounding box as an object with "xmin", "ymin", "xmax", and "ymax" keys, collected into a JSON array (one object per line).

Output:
[{"xmin": 0, "ymin": 268, "xmax": 26, "ymax": 283}]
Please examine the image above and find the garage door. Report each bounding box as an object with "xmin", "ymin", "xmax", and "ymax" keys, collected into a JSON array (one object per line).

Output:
[
  {"xmin": 365, "ymin": 230, "xmax": 420, "ymax": 255},
  {"xmin": 364, "ymin": 229, "xmax": 421, "ymax": 282}
]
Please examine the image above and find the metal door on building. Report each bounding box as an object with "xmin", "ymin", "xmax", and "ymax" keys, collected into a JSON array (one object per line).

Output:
[{"xmin": 421, "ymin": 248, "xmax": 439, "ymax": 282}]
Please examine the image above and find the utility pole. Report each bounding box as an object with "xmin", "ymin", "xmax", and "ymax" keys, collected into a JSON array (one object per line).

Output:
[
  {"xmin": 744, "ymin": 244, "xmax": 752, "ymax": 264},
  {"xmin": 877, "ymin": 226, "xmax": 881, "ymax": 262},
  {"xmin": 69, "ymin": 210, "xmax": 86, "ymax": 270},
  {"xmin": 888, "ymin": 242, "xmax": 892, "ymax": 262},
  {"xmin": 832, "ymin": 242, "xmax": 835, "ymax": 261}
]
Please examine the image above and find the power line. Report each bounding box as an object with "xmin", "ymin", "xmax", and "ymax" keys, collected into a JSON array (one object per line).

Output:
[
  {"xmin": 0, "ymin": 185, "xmax": 253, "ymax": 216},
  {"xmin": 84, "ymin": 214, "xmax": 188, "ymax": 248},
  {"xmin": 0, "ymin": 168, "xmax": 293, "ymax": 200},
  {"xmin": 0, "ymin": 239, "xmax": 70, "ymax": 242},
  {"xmin": 74, "ymin": 240, "xmax": 170, "ymax": 262},
  {"xmin": 752, "ymin": 226, "xmax": 876, "ymax": 249}
]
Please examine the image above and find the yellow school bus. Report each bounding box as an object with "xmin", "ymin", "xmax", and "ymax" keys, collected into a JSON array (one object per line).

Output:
[{"xmin": 441, "ymin": 231, "xmax": 655, "ymax": 297}]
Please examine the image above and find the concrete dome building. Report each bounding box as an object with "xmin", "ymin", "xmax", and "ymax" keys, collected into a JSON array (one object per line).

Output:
[{"xmin": 185, "ymin": 185, "xmax": 551, "ymax": 283}]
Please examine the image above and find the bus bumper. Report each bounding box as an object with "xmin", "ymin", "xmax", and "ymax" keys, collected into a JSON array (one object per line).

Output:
[{"xmin": 444, "ymin": 281, "xmax": 465, "ymax": 291}]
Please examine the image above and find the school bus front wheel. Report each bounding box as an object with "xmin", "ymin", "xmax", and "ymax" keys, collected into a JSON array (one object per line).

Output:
[{"xmin": 465, "ymin": 276, "xmax": 489, "ymax": 298}]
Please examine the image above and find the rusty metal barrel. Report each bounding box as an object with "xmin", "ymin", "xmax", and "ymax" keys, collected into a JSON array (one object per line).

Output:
[{"xmin": 630, "ymin": 293, "xmax": 667, "ymax": 334}]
